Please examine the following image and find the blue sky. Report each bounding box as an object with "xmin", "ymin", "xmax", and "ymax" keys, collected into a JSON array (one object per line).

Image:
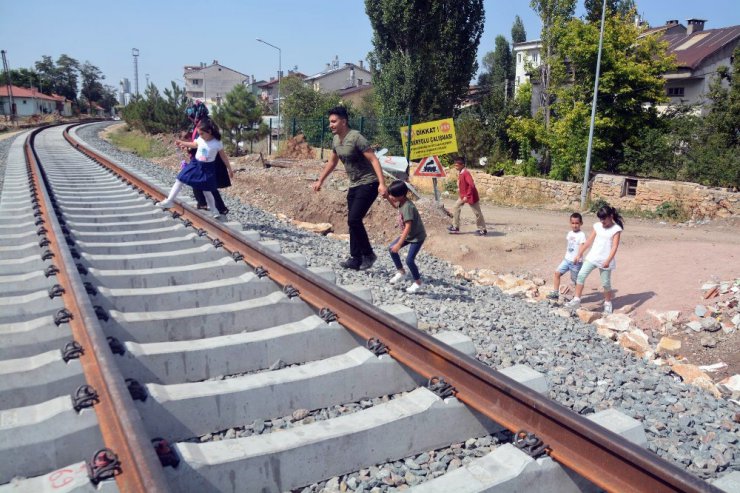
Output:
[{"xmin": 1, "ymin": 1, "xmax": 738, "ymax": 94}]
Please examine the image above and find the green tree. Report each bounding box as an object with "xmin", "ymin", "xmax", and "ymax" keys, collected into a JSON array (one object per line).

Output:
[
  {"xmin": 530, "ymin": 0, "xmax": 576, "ymax": 133},
  {"xmin": 0, "ymin": 68, "xmax": 38, "ymax": 89},
  {"xmin": 584, "ymin": 0, "xmax": 635, "ymax": 24},
  {"xmin": 479, "ymin": 35, "xmax": 513, "ymax": 93},
  {"xmin": 366, "ymin": 0, "xmax": 484, "ymax": 121},
  {"xmin": 79, "ymin": 61, "xmax": 106, "ymax": 109},
  {"xmin": 34, "ymin": 56, "xmax": 60, "ymax": 95},
  {"xmin": 508, "ymin": 10, "xmax": 674, "ymax": 181},
  {"xmin": 121, "ymin": 82, "xmax": 188, "ymax": 134},
  {"xmin": 511, "ymin": 15, "xmax": 527, "ymax": 43},
  {"xmin": 212, "ymin": 84, "xmax": 267, "ymax": 155},
  {"xmin": 55, "ymin": 54, "xmax": 80, "ymax": 103},
  {"xmin": 281, "ymin": 74, "xmax": 347, "ymax": 147}
]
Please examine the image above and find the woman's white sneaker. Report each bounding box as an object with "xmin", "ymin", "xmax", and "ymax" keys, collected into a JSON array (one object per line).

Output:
[
  {"xmin": 603, "ymin": 301, "xmax": 613, "ymax": 314},
  {"xmin": 155, "ymin": 200, "xmax": 174, "ymax": 209},
  {"xmin": 389, "ymin": 272, "xmax": 404, "ymax": 284},
  {"xmin": 406, "ymin": 282, "xmax": 421, "ymax": 294},
  {"xmin": 564, "ymin": 297, "xmax": 581, "ymax": 309}
]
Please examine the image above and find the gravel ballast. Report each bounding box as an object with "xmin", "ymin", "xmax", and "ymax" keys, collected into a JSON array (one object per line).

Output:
[{"xmin": 7, "ymin": 123, "xmax": 736, "ymax": 490}]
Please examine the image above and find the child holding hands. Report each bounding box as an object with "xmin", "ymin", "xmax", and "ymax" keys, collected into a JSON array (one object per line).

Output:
[{"xmin": 386, "ymin": 180, "xmax": 426, "ymax": 294}]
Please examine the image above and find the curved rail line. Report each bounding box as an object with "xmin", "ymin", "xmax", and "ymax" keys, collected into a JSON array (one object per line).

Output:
[{"xmin": 9, "ymin": 122, "xmax": 717, "ymax": 492}]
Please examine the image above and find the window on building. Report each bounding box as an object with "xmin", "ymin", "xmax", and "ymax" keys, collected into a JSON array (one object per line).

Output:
[
  {"xmin": 532, "ymin": 53, "xmax": 539, "ymax": 63},
  {"xmin": 192, "ymin": 79, "xmax": 200, "ymax": 86},
  {"xmin": 622, "ymin": 178, "xmax": 638, "ymax": 197},
  {"xmin": 517, "ymin": 53, "xmax": 522, "ymax": 63},
  {"xmin": 358, "ymin": 78, "xmax": 363, "ymax": 85},
  {"xmin": 667, "ymin": 87, "xmax": 684, "ymax": 97}
]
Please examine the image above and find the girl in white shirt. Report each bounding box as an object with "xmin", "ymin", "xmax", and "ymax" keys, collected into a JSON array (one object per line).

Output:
[
  {"xmin": 565, "ymin": 205, "xmax": 624, "ymax": 314},
  {"xmin": 156, "ymin": 118, "xmax": 233, "ymax": 218}
]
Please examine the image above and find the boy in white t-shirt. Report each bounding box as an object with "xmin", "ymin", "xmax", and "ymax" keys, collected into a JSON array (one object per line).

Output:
[{"xmin": 547, "ymin": 213, "xmax": 586, "ymax": 300}]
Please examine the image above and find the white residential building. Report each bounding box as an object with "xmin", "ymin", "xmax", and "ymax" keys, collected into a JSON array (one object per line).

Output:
[{"xmin": 183, "ymin": 60, "xmax": 249, "ymax": 104}]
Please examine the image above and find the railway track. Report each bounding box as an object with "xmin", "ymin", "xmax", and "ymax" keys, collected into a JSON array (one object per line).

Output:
[{"xmin": 0, "ymin": 123, "xmax": 722, "ymax": 492}]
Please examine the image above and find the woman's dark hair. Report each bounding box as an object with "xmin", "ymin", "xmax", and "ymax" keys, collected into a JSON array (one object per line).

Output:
[
  {"xmin": 327, "ymin": 106, "xmax": 349, "ymax": 121},
  {"xmin": 388, "ymin": 180, "xmax": 409, "ymax": 198},
  {"xmin": 596, "ymin": 205, "xmax": 624, "ymax": 230},
  {"xmin": 197, "ymin": 118, "xmax": 221, "ymax": 140}
]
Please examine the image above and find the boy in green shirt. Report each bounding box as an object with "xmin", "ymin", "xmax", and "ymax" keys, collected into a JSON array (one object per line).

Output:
[{"xmin": 386, "ymin": 180, "xmax": 426, "ymax": 294}]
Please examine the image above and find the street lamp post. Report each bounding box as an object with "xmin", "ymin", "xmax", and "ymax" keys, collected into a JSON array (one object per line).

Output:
[
  {"xmin": 256, "ymin": 38, "xmax": 281, "ymax": 152},
  {"xmin": 580, "ymin": 0, "xmax": 607, "ymax": 209}
]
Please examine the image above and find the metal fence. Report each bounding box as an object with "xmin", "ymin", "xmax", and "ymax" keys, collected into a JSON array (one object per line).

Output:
[{"xmin": 287, "ymin": 116, "xmax": 410, "ymax": 158}]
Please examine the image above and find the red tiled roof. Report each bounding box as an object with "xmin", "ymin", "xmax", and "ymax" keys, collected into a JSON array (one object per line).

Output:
[
  {"xmin": 662, "ymin": 26, "xmax": 740, "ymax": 70},
  {"xmin": 0, "ymin": 85, "xmax": 64, "ymax": 101}
]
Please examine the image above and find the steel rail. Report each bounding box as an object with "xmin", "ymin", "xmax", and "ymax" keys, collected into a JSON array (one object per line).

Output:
[
  {"xmin": 64, "ymin": 123, "xmax": 718, "ymax": 493},
  {"xmin": 26, "ymin": 125, "xmax": 170, "ymax": 493}
]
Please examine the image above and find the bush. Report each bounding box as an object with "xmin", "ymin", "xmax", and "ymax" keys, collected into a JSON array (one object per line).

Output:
[
  {"xmin": 588, "ymin": 197, "xmax": 610, "ymax": 213},
  {"xmin": 654, "ymin": 201, "xmax": 689, "ymax": 222},
  {"xmin": 444, "ymin": 177, "xmax": 458, "ymax": 193}
]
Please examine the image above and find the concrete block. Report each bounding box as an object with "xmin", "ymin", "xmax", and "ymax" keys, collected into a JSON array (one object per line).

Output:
[
  {"xmin": 498, "ymin": 364, "xmax": 549, "ymax": 395},
  {"xmin": 139, "ymin": 331, "xmax": 474, "ymax": 440},
  {"xmin": 714, "ymin": 471, "xmax": 740, "ymax": 493},
  {"xmin": 308, "ymin": 266, "xmax": 336, "ymax": 283},
  {"xmin": 118, "ymin": 316, "xmax": 360, "ymax": 384},
  {"xmin": 104, "ymin": 291, "xmax": 315, "ymax": 343},
  {"xmin": 380, "ymin": 303, "xmax": 417, "ymax": 328},
  {"xmin": 76, "ymin": 233, "xmax": 205, "ymax": 255},
  {"xmin": 0, "ymin": 271, "xmax": 57, "ymax": 296},
  {"xmin": 258, "ymin": 240, "xmax": 281, "ymax": 253},
  {"xmin": 96, "ymin": 272, "xmax": 282, "ymax": 312},
  {"xmin": 166, "ymin": 388, "xmax": 500, "ymax": 492},
  {"xmin": 0, "ymin": 351, "xmax": 85, "ymax": 411},
  {"xmin": 586, "ymin": 408, "xmax": 647, "ymax": 447},
  {"xmin": 68, "ymin": 223, "xmax": 187, "ymax": 242},
  {"xmin": 0, "ymin": 315, "xmax": 74, "ymax": 360},
  {"xmin": 79, "ymin": 244, "xmax": 224, "ymax": 270},
  {"xmin": 342, "ymin": 283, "xmax": 373, "ymax": 303},
  {"xmin": 0, "ymin": 397, "xmax": 103, "ymax": 482},
  {"xmin": 0, "ymin": 461, "xmax": 117, "ymax": 493},
  {"xmin": 85, "ymin": 257, "xmax": 249, "ymax": 289},
  {"xmin": 281, "ymin": 252, "xmax": 307, "ymax": 267}
]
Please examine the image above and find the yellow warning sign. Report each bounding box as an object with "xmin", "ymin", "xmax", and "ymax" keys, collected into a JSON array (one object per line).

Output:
[{"xmin": 400, "ymin": 118, "xmax": 458, "ymax": 160}]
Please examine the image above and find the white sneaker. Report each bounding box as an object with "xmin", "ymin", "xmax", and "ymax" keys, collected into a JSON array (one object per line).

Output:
[
  {"xmin": 564, "ymin": 297, "xmax": 581, "ymax": 309},
  {"xmin": 155, "ymin": 200, "xmax": 174, "ymax": 209},
  {"xmin": 406, "ymin": 282, "xmax": 421, "ymax": 294},
  {"xmin": 211, "ymin": 211, "xmax": 221, "ymax": 219},
  {"xmin": 603, "ymin": 301, "xmax": 613, "ymax": 315},
  {"xmin": 389, "ymin": 272, "xmax": 405, "ymax": 285}
]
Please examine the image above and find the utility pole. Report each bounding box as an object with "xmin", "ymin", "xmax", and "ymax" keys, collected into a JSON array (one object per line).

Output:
[
  {"xmin": 145, "ymin": 73, "xmax": 150, "ymax": 87},
  {"xmin": 580, "ymin": 0, "xmax": 607, "ymax": 209},
  {"xmin": 1, "ymin": 50, "xmax": 16, "ymax": 124},
  {"xmin": 132, "ymin": 48, "xmax": 140, "ymax": 96}
]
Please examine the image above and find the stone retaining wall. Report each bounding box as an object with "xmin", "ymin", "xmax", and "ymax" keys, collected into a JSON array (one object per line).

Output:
[{"xmin": 410, "ymin": 170, "xmax": 738, "ymax": 219}]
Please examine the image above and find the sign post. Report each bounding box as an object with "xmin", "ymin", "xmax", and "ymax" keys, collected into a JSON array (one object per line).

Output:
[{"xmin": 413, "ymin": 156, "xmax": 447, "ymax": 203}]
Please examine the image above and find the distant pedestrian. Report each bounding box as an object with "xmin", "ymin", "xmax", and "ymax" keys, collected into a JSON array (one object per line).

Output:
[
  {"xmin": 448, "ymin": 156, "xmax": 487, "ymax": 236},
  {"xmin": 386, "ymin": 180, "xmax": 426, "ymax": 294},
  {"xmin": 312, "ymin": 106, "xmax": 388, "ymax": 270},
  {"xmin": 156, "ymin": 118, "xmax": 233, "ymax": 218},
  {"xmin": 546, "ymin": 212, "xmax": 586, "ymax": 299},
  {"xmin": 565, "ymin": 205, "xmax": 624, "ymax": 314}
]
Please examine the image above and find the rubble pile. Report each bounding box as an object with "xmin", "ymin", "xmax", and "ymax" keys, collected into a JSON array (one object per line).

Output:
[
  {"xmin": 453, "ymin": 267, "xmax": 543, "ymax": 299},
  {"xmin": 278, "ymin": 133, "xmax": 315, "ymax": 159}
]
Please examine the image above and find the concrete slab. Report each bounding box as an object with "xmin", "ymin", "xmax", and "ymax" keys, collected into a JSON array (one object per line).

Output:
[
  {"xmin": 61, "ymin": 210, "xmax": 162, "ymax": 223},
  {"xmin": 586, "ymin": 408, "xmax": 647, "ymax": 448},
  {"xmin": 0, "ymin": 241, "xmax": 44, "ymax": 259},
  {"xmin": 342, "ymin": 283, "xmax": 373, "ymax": 303},
  {"xmin": 139, "ymin": 331, "xmax": 474, "ymax": 440},
  {"xmin": 166, "ymin": 387, "xmax": 500, "ymax": 492},
  {"xmin": 0, "ymin": 315, "xmax": 74, "ymax": 360},
  {"xmin": 0, "ymin": 397, "xmax": 103, "ymax": 483},
  {"xmin": 0, "ymin": 352, "xmax": 85, "ymax": 411},
  {"xmin": 84, "ymin": 257, "xmax": 251, "ymax": 289},
  {"xmin": 0, "ymin": 256, "xmax": 51, "ymax": 277},
  {"xmin": 380, "ymin": 303, "xmax": 417, "ymax": 328},
  {"xmin": 76, "ymin": 233, "xmax": 207, "ymax": 255},
  {"xmin": 104, "ymin": 291, "xmax": 315, "ymax": 343},
  {"xmin": 95, "ymin": 272, "xmax": 282, "ymax": 312},
  {"xmin": 65, "ymin": 216, "xmax": 174, "ymax": 233},
  {"xmin": 79, "ymin": 244, "xmax": 225, "ymax": 270},
  {"xmin": 117, "ymin": 316, "xmax": 360, "ymax": 384},
  {"xmin": 714, "ymin": 471, "xmax": 740, "ymax": 493},
  {"xmin": 0, "ymin": 291, "xmax": 65, "ymax": 323},
  {"xmin": 498, "ymin": 365, "xmax": 549, "ymax": 395},
  {"xmin": 0, "ymin": 461, "xmax": 119, "ymax": 493},
  {"xmin": 0, "ymin": 270, "xmax": 57, "ymax": 296}
]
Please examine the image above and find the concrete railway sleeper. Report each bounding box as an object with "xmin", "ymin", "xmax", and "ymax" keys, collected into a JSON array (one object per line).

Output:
[{"xmin": 0, "ymin": 123, "xmax": 722, "ymax": 492}]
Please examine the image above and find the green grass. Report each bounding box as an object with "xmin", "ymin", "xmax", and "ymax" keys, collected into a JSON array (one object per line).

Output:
[{"xmin": 108, "ymin": 127, "xmax": 170, "ymax": 159}]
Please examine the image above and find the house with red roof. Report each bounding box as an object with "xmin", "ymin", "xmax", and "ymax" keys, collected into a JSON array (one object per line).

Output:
[
  {"xmin": 640, "ymin": 19, "xmax": 740, "ymax": 110},
  {"xmin": 0, "ymin": 85, "xmax": 72, "ymax": 117}
]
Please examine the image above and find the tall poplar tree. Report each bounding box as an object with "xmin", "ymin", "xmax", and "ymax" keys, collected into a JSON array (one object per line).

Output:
[
  {"xmin": 511, "ymin": 15, "xmax": 527, "ymax": 43},
  {"xmin": 366, "ymin": 0, "xmax": 484, "ymax": 122}
]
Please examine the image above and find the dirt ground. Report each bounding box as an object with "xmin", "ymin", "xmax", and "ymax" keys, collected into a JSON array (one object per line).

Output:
[{"xmin": 137, "ymin": 133, "xmax": 739, "ymax": 382}]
